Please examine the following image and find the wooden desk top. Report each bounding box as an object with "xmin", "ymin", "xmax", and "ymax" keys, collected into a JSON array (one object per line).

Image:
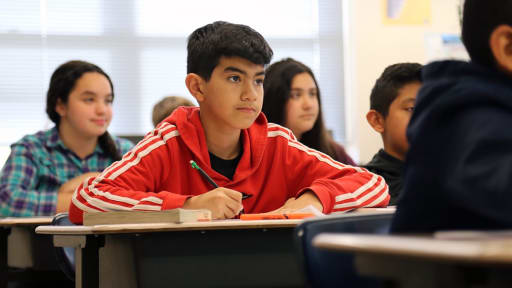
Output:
[
  {"xmin": 313, "ymin": 233, "xmax": 512, "ymax": 264},
  {"xmin": 34, "ymin": 207, "xmax": 395, "ymax": 235},
  {"xmin": 0, "ymin": 216, "xmax": 53, "ymax": 227},
  {"xmin": 35, "ymin": 219, "xmax": 303, "ymax": 235}
]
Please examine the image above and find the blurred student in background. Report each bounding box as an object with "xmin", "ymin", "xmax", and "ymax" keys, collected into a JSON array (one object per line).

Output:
[
  {"xmin": 364, "ymin": 63, "xmax": 422, "ymax": 205},
  {"xmin": 262, "ymin": 58, "xmax": 355, "ymax": 165},
  {"xmin": 0, "ymin": 60, "xmax": 133, "ymax": 216},
  {"xmin": 152, "ymin": 96, "xmax": 194, "ymax": 127}
]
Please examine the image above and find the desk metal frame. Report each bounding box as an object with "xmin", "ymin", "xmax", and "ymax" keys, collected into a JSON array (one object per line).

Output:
[
  {"xmin": 42, "ymin": 220, "xmax": 305, "ymax": 288},
  {"xmin": 0, "ymin": 219, "xmax": 70, "ymax": 288}
]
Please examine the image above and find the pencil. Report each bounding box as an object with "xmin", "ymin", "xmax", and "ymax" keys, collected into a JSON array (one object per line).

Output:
[
  {"xmin": 189, "ymin": 160, "xmax": 252, "ymax": 200},
  {"xmin": 190, "ymin": 160, "xmax": 218, "ymax": 188}
]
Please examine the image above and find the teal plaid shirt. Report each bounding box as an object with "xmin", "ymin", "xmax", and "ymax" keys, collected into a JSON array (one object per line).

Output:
[{"xmin": 0, "ymin": 127, "xmax": 134, "ymax": 216}]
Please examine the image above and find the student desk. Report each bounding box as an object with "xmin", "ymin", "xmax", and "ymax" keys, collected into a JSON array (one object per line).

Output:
[
  {"xmin": 0, "ymin": 216, "xmax": 68, "ymax": 288},
  {"xmin": 36, "ymin": 219, "xmax": 305, "ymax": 288},
  {"xmin": 313, "ymin": 233, "xmax": 512, "ymax": 288}
]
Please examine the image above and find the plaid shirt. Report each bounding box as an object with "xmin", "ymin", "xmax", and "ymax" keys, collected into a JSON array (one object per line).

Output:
[{"xmin": 0, "ymin": 127, "xmax": 133, "ymax": 216}]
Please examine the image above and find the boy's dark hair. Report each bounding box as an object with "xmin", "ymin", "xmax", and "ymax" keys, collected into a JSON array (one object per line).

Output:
[
  {"xmin": 370, "ymin": 63, "xmax": 423, "ymax": 118},
  {"xmin": 187, "ymin": 21, "xmax": 273, "ymax": 81},
  {"xmin": 462, "ymin": 0, "xmax": 512, "ymax": 67},
  {"xmin": 46, "ymin": 60, "xmax": 122, "ymax": 161}
]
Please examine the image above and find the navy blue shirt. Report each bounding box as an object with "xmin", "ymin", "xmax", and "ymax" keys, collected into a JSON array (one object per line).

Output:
[
  {"xmin": 392, "ymin": 60, "xmax": 512, "ymax": 233},
  {"xmin": 364, "ymin": 149, "xmax": 404, "ymax": 205}
]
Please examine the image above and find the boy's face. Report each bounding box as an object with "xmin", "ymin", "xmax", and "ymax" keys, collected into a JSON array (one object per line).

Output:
[
  {"xmin": 198, "ymin": 56, "xmax": 265, "ymax": 132},
  {"xmin": 382, "ymin": 81, "xmax": 421, "ymax": 160}
]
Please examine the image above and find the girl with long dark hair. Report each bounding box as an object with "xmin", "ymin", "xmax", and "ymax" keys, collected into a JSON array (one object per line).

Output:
[
  {"xmin": 0, "ymin": 60, "xmax": 133, "ymax": 216},
  {"xmin": 262, "ymin": 58, "xmax": 355, "ymax": 165}
]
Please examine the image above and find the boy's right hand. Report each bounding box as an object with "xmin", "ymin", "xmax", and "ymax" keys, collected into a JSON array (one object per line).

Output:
[{"xmin": 183, "ymin": 188, "xmax": 243, "ymax": 219}]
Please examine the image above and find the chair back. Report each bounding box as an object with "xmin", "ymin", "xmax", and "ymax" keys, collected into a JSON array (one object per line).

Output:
[
  {"xmin": 51, "ymin": 212, "xmax": 76, "ymax": 281},
  {"xmin": 295, "ymin": 212, "xmax": 394, "ymax": 288}
]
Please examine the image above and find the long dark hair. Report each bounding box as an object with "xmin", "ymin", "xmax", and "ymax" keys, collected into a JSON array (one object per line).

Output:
[
  {"xmin": 46, "ymin": 60, "xmax": 122, "ymax": 160},
  {"xmin": 262, "ymin": 58, "xmax": 335, "ymax": 158}
]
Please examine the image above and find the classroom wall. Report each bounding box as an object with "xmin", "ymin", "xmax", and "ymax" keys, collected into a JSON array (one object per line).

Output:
[{"xmin": 344, "ymin": 0, "xmax": 461, "ymax": 163}]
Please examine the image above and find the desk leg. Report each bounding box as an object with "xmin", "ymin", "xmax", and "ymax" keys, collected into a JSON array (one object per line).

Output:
[
  {"xmin": 0, "ymin": 227, "xmax": 10, "ymax": 288},
  {"xmin": 75, "ymin": 235, "xmax": 104, "ymax": 288}
]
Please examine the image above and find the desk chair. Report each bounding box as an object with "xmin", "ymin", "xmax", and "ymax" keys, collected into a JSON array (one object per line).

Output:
[
  {"xmin": 51, "ymin": 213, "xmax": 76, "ymax": 281},
  {"xmin": 295, "ymin": 212, "xmax": 394, "ymax": 288}
]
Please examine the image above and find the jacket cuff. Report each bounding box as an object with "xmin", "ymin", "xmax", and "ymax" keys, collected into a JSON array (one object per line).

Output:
[
  {"xmin": 297, "ymin": 183, "xmax": 333, "ymax": 214},
  {"xmin": 161, "ymin": 193, "xmax": 191, "ymax": 210}
]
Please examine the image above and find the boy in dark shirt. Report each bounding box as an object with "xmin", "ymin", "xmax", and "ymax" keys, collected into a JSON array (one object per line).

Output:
[
  {"xmin": 364, "ymin": 63, "xmax": 422, "ymax": 205},
  {"xmin": 392, "ymin": 0, "xmax": 512, "ymax": 232}
]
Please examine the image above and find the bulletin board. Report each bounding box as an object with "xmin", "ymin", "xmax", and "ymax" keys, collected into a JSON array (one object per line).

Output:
[{"xmin": 382, "ymin": 0, "xmax": 431, "ymax": 25}]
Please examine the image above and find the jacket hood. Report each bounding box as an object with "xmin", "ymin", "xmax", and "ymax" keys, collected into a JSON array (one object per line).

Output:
[
  {"xmin": 162, "ymin": 106, "xmax": 268, "ymax": 182},
  {"xmin": 409, "ymin": 60, "xmax": 512, "ymax": 142},
  {"xmin": 419, "ymin": 60, "xmax": 512, "ymax": 110}
]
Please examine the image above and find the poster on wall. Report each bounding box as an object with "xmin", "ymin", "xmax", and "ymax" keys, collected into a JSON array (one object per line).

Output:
[
  {"xmin": 382, "ymin": 0, "xmax": 431, "ymax": 25},
  {"xmin": 425, "ymin": 33, "xmax": 469, "ymax": 62}
]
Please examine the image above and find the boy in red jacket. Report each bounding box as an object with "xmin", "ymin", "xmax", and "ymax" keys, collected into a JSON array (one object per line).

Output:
[{"xmin": 69, "ymin": 21, "xmax": 389, "ymax": 224}]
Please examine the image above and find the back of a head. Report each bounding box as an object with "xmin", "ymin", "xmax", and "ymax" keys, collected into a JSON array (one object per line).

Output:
[
  {"xmin": 262, "ymin": 58, "xmax": 318, "ymax": 125},
  {"xmin": 152, "ymin": 96, "xmax": 194, "ymax": 127},
  {"xmin": 462, "ymin": 0, "xmax": 512, "ymax": 67},
  {"xmin": 370, "ymin": 63, "xmax": 423, "ymax": 117},
  {"xmin": 187, "ymin": 21, "xmax": 273, "ymax": 81}
]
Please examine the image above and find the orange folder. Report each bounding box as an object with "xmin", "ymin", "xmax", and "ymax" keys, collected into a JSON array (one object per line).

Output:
[{"xmin": 240, "ymin": 213, "xmax": 315, "ymax": 220}]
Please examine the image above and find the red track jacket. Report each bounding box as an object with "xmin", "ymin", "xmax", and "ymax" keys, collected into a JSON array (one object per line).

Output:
[{"xmin": 69, "ymin": 107, "xmax": 389, "ymax": 224}]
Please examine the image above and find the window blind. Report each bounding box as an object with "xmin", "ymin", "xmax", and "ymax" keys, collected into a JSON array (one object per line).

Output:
[{"xmin": 0, "ymin": 0, "xmax": 346, "ymax": 148}]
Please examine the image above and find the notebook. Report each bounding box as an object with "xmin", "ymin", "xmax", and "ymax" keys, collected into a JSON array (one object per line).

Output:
[{"xmin": 83, "ymin": 208, "xmax": 211, "ymax": 226}]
